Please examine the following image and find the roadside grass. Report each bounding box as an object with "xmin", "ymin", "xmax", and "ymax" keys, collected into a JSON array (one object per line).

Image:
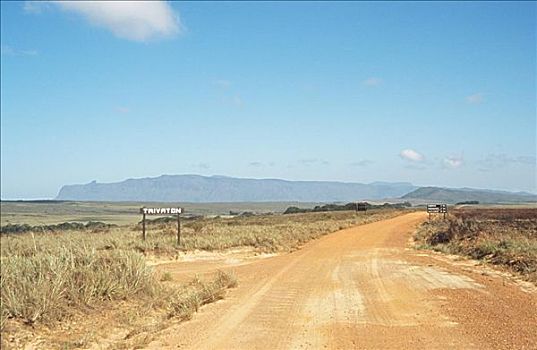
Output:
[
  {"xmin": 1, "ymin": 209, "xmax": 404, "ymax": 259},
  {"xmin": 163, "ymin": 270, "xmax": 237, "ymax": 321},
  {"xmin": 1, "ymin": 270, "xmax": 236, "ymax": 350},
  {"xmin": 413, "ymin": 208, "xmax": 537, "ymax": 283},
  {"xmin": 0, "ymin": 246, "xmax": 157, "ymax": 327},
  {"xmin": 110, "ymin": 270, "xmax": 237, "ymax": 350},
  {"xmin": 0, "ymin": 200, "xmax": 322, "ymax": 226},
  {"xmin": 1, "ymin": 208, "xmax": 405, "ymax": 347},
  {"xmin": 136, "ymin": 208, "xmax": 406, "ymax": 254}
]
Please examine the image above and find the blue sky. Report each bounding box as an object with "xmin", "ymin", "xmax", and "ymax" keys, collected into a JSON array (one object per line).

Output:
[{"xmin": 1, "ymin": 1, "xmax": 536, "ymax": 199}]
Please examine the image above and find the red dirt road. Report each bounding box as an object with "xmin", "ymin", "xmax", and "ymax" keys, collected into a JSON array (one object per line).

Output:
[{"xmin": 147, "ymin": 212, "xmax": 537, "ymax": 349}]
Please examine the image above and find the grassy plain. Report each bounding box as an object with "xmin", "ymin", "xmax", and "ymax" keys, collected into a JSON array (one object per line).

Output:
[
  {"xmin": 0, "ymin": 200, "xmax": 322, "ymax": 225},
  {"xmin": 1, "ymin": 206, "xmax": 406, "ymax": 349},
  {"xmin": 414, "ymin": 208, "xmax": 537, "ymax": 283}
]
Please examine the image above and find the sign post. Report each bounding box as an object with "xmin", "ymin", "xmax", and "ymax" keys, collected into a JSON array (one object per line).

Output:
[
  {"xmin": 177, "ymin": 212, "xmax": 181, "ymax": 245},
  {"xmin": 355, "ymin": 202, "xmax": 368, "ymax": 212},
  {"xmin": 140, "ymin": 207, "xmax": 184, "ymax": 244},
  {"xmin": 142, "ymin": 212, "xmax": 146, "ymax": 241},
  {"xmin": 426, "ymin": 204, "xmax": 447, "ymax": 220}
]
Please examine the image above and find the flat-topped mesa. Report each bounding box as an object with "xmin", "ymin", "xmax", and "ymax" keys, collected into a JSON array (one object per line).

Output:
[{"xmin": 56, "ymin": 174, "xmax": 417, "ymax": 202}]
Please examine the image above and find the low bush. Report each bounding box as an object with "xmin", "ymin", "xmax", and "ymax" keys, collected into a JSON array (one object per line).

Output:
[
  {"xmin": 414, "ymin": 209, "xmax": 537, "ymax": 283},
  {"xmin": 284, "ymin": 202, "xmax": 412, "ymax": 214},
  {"xmin": 0, "ymin": 221, "xmax": 116, "ymax": 235}
]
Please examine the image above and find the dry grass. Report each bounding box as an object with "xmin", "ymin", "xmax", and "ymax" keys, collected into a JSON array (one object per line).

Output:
[
  {"xmin": 1, "ymin": 209, "xmax": 404, "ymax": 260},
  {"xmin": 0, "ymin": 200, "xmax": 321, "ymax": 226},
  {"xmin": 1, "ymin": 271, "xmax": 237, "ymax": 350},
  {"xmin": 414, "ymin": 208, "xmax": 537, "ymax": 283},
  {"xmin": 0, "ymin": 242, "xmax": 158, "ymax": 329},
  {"xmin": 1, "ymin": 208, "xmax": 405, "ymax": 348},
  {"xmin": 136, "ymin": 209, "xmax": 405, "ymax": 254},
  {"xmin": 110, "ymin": 270, "xmax": 237, "ymax": 350},
  {"xmin": 164, "ymin": 270, "xmax": 237, "ymax": 321}
]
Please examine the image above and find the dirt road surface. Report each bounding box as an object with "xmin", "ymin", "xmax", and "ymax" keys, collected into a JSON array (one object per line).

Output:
[{"xmin": 147, "ymin": 212, "xmax": 537, "ymax": 349}]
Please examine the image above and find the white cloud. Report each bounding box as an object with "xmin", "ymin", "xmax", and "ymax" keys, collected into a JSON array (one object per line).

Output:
[
  {"xmin": 363, "ymin": 77, "xmax": 383, "ymax": 87},
  {"xmin": 116, "ymin": 106, "xmax": 130, "ymax": 114},
  {"xmin": 478, "ymin": 153, "xmax": 536, "ymax": 172},
  {"xmin": 23, "ymin": 1, "xmax": 50, "ymax": 13},
  {"xmin": 297, "ymin": 159, "xmax": 329, "ymax": 166},
  {"xmin": 219, "ymin": 94, "xmax": 244, "ymax": 108},
  {"xmin": 298, "ymin": 159, "xmax": 318, "ymax": 165},
  {"xmin": 27, "ymin": 1, "xmax": 182, "ymax": 42},
  {"xmin": 466, "ymin": 92, "xmax": 485, "ymax": 104},
  {"xmin": 404, "ymin": 164, "xmax": 427, "ymax": 171},
  {"xmin": 213, "ymin": 80, "xmax": 232, "ymax": 89},
  {"xmin": 443, "ymin": 155, "xmax": 464, "ymax": 169},
  {"xmin": 232, "ymin": 95, "xmax": 243, "ymax": 107},
  {"xmin": 1, "ymin": 45, "xmax": 38, "ymax": 56},
  {"xmin": 194, "ymin": 162, "xmax": 210, "ymax": 170},
  {"xmin": 399, "ymin": 149, "xmax": 424, "ymax": 162},
  {"xmin": 350, "ymin": 160, "xmax": 374, "ymax": 167}
]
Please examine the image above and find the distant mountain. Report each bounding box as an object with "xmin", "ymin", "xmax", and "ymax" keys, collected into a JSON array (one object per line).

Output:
[
  {"xmin": 402, "ymin": 187, "xmax": 537, "ymax": 204},
  {"xmin": 56, "ymin": 175, "xmax": 417, "ymax": 202}
]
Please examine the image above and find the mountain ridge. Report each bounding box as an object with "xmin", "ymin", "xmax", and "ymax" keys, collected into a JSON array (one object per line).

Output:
[
  {"xmin": 402, "ymin": 186, "xmax": 537, "ymax": 204},
  {"xmin": 56, "ymin": 175, "xmax": 537, "ymax": 204},
  {"xmin": 56, "ymin": 175, "xmax": 416, "ymax": 202}
]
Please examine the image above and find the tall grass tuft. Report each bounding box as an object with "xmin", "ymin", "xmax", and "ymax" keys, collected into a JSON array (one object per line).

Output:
[
  {"xmin": 1, "ymin": 242, "xmax": 156, "ymax": 328},
  {"xmin": 166, "ymin": 270, "xmax": 237, "ymax": 321}
]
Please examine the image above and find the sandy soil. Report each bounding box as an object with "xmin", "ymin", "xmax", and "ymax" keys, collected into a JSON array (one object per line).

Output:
[{"xmin": 143, "ymin": 212, "xmax": 536, "ymax": 349}]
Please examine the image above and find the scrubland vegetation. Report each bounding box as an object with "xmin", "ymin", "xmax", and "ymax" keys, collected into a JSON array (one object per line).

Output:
[
  {"xmin": 0, "ymin": 221, "xmax": 116, "ymax": 234},
  {"xmin": 1, "ymin": 208, "xmax": 405, "ymax": 347},
  {"xmin": 283, "ymin": 201, "xmax": 411, "ymax": 214},
  {"xmin": 414, "ymin": 208, "xmax": 537, "ymax": 283},
  {"xmin": 0, "ymin": 200, "xmax": 317, "ymax": 225},
  {"xmin": 137, "ymin": 208, "xmax": 404, "ymax": 253}
]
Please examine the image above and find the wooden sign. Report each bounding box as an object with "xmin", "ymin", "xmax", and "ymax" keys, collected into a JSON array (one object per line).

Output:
[
  {"xmin": 426, "ymin": 204, "xmax": 447, "ymax": 213},
  {"xmin": 427, "ymin": 204, "xmax": 447, "ymax": 219},
  {"xmin": 140, "ymin": 207, "xmax": 183, "ymax": 215},
  {"xmin": 140, "ymin": 207, "xmax": 184, "ymax": 244},
  {"xmin": 355, "ymin": 202, "xmax": 368, "ymax": 212}
]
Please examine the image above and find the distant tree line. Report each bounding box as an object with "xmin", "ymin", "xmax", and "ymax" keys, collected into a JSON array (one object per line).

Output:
[
  {"xmin": 455, "ymin": 201, "xmax": 480, "ymax": 205},
  {"xmin": 283, "ymin": 202, "xmax": 412, "ymax": 214},
  {"xmin": 0, "ymin": 221, "xmax": 116, "ymax": 234}
]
